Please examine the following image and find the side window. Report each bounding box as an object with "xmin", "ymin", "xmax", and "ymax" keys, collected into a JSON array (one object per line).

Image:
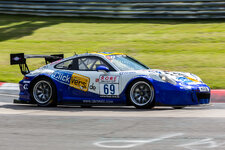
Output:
[
  {"xmin": 55, "ymin": 59, "xmax": 73, "ymax": 70},
  {"xmin": 78, "ymin": 57, "xmax": 109, "ymax": 71}
]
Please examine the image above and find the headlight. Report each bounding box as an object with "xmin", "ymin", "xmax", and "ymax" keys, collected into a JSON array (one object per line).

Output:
[{"xmin": 159, "ymin": 74, "xmax": 177, "ymax": 85}]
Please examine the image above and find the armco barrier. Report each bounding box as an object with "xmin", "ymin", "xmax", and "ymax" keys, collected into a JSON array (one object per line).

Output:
[{"xmin": 0, "ymin": 0, "xmax": 224, "ymax": 18}]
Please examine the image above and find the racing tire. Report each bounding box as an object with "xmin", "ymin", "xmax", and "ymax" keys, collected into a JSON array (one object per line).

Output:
[
  {"xmin": 128, "ymin": 80, "xmax": 155, "ymax": 109},
  {"xmin": 31, "ymin": 78, "xmax": 57, "ymax": 107}
]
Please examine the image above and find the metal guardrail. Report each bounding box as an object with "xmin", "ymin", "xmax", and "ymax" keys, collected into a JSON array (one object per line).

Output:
[{"xmin": 0, "ymin": 0, "xmax": 224, "ymax": 18}]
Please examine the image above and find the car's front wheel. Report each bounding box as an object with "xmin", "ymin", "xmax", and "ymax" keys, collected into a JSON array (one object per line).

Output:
[
  {"xmin": 32, "ymin": 78, "xmax": 57, "ymax": 107},
  {"xmin": 129, "ymin": 80, "xmax": 155, "ymax": 109}
]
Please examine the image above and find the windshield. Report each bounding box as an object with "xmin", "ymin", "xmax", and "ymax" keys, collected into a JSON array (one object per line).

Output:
[{"xmin": 105, "ymin": 55, "xmax": 149, "ymax": 71}]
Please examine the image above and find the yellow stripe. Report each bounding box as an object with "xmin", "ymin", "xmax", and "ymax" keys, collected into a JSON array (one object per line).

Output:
[{"xmin": 187, "ymin": 77, "xmax": 200, "ymax": 82}]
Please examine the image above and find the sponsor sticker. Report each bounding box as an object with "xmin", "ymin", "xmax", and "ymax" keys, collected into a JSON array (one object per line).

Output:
[
  {"xmin": 51, "ymin": 71, "xmax": 72, "ymax": 85},
  {"xmin": 13, "ymin": 56, "xmax": 21, "ymax": 61},
  {"xmin": 100, "ymin": 75, "xmax": 119, "ymax": 83},
  {"xmin": 199, "ymin": 87, "xmax": 209, "ymax": 92},
  {"xmin": 177, "ymin": 77, "xmax": 200, "ymax": 83},
  {"xmin": 99, "ymin": 75, "xmax": 120, "ymax": 98},
  {"xmin": 83, "ymin": 99, "xmax": 114, "ymax": 104},
  {"xmin": 23, "ymin": 81, "xmax": 31, "ymax": 84},
  {"xmin": 100, "ymin": 84, "xmax": 119, "ymax": 98},
  {"xmin": 186, "ymin": 77, "xmax": 200, "ymax": 83},
  {"xmin": 70, "ymin": 73, "xmax": 90, "ymax": 92},
  {"xmin": 119, "ymin": 72, "xmax": 136, "ymax": 75},
  {"xmin": 23, "ymin": 84, "xmax": 29, "ymax": 90},
  {"xmin": 89, "ymin": 83, "xmax": 96, "ymax": 91},
  {"xmin": 51, "ymin": 71, "xmax": 90, "ymax": 92}
]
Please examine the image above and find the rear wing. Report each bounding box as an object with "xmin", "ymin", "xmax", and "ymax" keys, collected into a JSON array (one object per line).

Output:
[{"xmin": 10, "ymin": 53, "xmax": 64, "ymax": 75}]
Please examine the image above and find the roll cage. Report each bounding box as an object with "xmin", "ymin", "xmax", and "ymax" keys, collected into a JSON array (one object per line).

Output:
[{"xmin": 54, "ymin": 55, "xmax": 116, "ymax": 71}]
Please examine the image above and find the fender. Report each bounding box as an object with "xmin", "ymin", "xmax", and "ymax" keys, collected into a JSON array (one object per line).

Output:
[
  {"xmin": 122, "ymin": 75, "xmax": 155, "ymax": 96},
  {"xmin": 29, "ymin": 73, "xmax": 63, "ymax": 102}
]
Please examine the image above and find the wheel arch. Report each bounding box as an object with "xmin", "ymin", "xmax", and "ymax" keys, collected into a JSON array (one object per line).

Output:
[
  {"xmin": 29, "ymin": 74, "xmax": 57, "ymax": 96},
  {"xmin": 125, "ymin": 76, "xmax": 154, "ymax": 92},
  {"xmin": 124, "ymin": 76, "xmax": 155, "ymax": 104}
]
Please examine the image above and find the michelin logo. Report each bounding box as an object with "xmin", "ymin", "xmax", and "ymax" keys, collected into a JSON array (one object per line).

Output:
[{"xmin": 51, "ymin": 71, "xmax": 72, "ymax": 84}]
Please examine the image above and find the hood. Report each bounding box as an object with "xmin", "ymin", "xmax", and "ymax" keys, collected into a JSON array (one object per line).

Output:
[{"xmin": 147, "ymin": 69, "xmax": 203, "ymax": 85}]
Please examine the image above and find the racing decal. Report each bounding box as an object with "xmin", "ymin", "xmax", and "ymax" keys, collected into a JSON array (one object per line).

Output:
[
  {"xmin": 51, "ymin": 71, "xmax": 72, "ymax": 85},
  {"xmin": 70, "ymin": 73, "xmax": 90, "ymax": 92},
  {"xmin": 23, "ymin": 81, "xmax": 31, "ymax": 84},
  {"xmin": 186, "ymin": 77, "xmax": 200, "ymax": 83},
  {"xmin": 89, "ymin": 83, "xmax": 96, "ymax": 91},
  {"xmin": 51, "ymin": 71, "xmax": 90, "ymax": 92},
  {"xmin": 177, "ymin": 77, "xmax": 193, "ymax": 83},
  {"xmin": 99, "ymin": 84, "xmax": 119, "ymax": 98},
  {"xmin": 99, "ymin": 75, "xmax": 119, "ymax": 83},
  {"xmin": 199, "ymin": 87, "xmax": 210, "ymax": 92},
  {"xmin": 119, "ymin": 72, "xmax": 136, "ymax": 75},
  {"xmin": 83, "ymin": 99, "xmax": 114, "ymax": 104},
  {"xmin": 23, "ymin": 84, "xmax": 29, "ymax": 90},
  {"xmin": 177, "ymin": 77, "xmax": 200, "ymax": 83},
  {"xmin": 99, "ymin": 75, "xmax": 120, "ymax": 98}
]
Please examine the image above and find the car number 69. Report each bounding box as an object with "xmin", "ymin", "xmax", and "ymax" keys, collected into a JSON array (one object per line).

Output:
[{"xmin": 100, "ymin": 84, "xmax": 119, "ymax": 96}]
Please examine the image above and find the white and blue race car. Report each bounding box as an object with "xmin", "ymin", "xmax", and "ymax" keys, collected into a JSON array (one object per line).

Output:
[{"xmin": 11, "ymin": 52, "xmax": 210, "ymax": 109}]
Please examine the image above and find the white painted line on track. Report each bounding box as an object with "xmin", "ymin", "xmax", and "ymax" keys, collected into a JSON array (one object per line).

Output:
[
  {"xmin": 178, "ymin": 138, "xmax": 225, "ymax": 150},
  {"xmin": 93, "ymin": 133, "xmax": 183, "ymax": 148},
  {"xmin": 0, "ymin": 93, "xmax": 19, "ymax": 98}
]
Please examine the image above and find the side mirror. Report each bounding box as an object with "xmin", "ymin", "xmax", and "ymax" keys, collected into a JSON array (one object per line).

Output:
[{"xmin": 96, "ymin": 65, "xmax": 109, "ymax": 73}]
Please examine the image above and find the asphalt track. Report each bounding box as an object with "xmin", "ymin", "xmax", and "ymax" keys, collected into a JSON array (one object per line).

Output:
[{"xmin": 1, "ymin": 90, "xmax": 225, "ymax": 150}]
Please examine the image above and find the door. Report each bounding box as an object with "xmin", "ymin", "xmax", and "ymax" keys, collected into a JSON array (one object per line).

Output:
[{"xmin": 68, "ymin": 56, "xmax": 120, "ymax": 104}]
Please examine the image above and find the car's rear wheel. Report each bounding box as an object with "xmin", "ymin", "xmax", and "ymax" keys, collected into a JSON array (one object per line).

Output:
[
  {"xmin": 129, "ymin": 80, "xmax": 155, "ymax": 109},
  {"xmin": 32, "ymin": 78, "xmax": 57, "ymax": 107}
]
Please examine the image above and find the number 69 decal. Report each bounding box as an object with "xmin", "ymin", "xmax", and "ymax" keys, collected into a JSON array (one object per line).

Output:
[
  {"xmin": 100, "ymin": 84, "xmax": 119, "ymax": 97},
  {"xmin": 104, "ymin": 84, "xmax": 115, "ymax": 95}
]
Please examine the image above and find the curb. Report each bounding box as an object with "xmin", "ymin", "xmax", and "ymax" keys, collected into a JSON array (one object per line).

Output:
[
  {"xmin": 0, "ymin": 82, "xmax": 224, "ymax": 103},
  {"xmin": 0, "ymin": 82, "xmax": 19, "ymax": 90},
  {"xmin": 211, "ymin": 90, "xmax": 225, "ymax": 103}
]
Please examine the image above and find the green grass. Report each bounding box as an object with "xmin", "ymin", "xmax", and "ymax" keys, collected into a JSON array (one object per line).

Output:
[{"xmin": 0, "ymin": 14, "xmax": 225, "ymax": 88}]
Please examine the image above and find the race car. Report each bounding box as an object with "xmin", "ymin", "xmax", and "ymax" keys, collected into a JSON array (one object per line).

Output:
[{"xmin": 10, "ymin": 52, "xmax": 210, "ymax": 109}]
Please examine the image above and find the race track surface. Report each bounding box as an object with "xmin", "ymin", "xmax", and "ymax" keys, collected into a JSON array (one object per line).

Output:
[{"xmin": 0, "ymin": 91, "xmax": 225, "ymax": 150}]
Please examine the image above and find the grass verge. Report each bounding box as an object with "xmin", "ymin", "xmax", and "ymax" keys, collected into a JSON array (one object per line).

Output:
[{"xmin": 0, "ymin": 14, "xmax": 224, "ymax": 88}]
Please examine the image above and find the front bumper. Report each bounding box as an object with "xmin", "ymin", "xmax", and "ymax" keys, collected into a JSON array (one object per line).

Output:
[{"xmin": 154, "ymin": 81, "xmax": 210, "ymax": 106}]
